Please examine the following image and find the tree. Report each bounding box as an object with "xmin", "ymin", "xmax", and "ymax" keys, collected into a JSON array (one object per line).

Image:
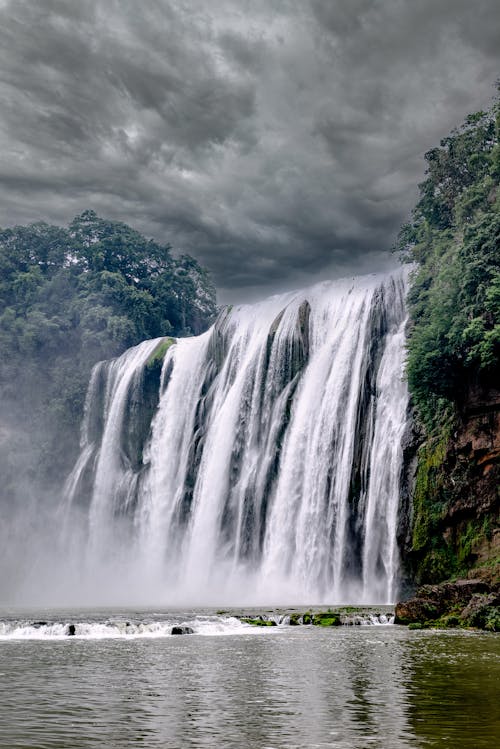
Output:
[
  {"xmin": 398, "ymin": 96, "xmax": 499, "ymax": 429},
  {"xmin": 0, "ymin": 212, "xmax": 217, "ymax": 494}
]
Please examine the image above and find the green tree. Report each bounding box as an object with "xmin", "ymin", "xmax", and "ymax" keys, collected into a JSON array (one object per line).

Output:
[
  {"xmin": 398, "ymin": 95, "xmax": 500, "ymax": 428},
  {"xmin": 0, "ymin": 212, "xmax": 217, "ymax": 495}
]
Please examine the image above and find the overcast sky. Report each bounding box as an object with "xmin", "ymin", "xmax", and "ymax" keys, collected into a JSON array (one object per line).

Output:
[{"xmin": 0, "ymin": 0, "xmax": 498, "ymax": 300}]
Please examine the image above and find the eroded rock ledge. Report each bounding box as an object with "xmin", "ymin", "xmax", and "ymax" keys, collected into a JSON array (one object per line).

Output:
[
  {"xmin": 395, "ymin": 578, "xmax": 500, "ymax": 631},
  {"xmin": 230, "ymin": 607, "xmax": 395, "ymax": 627}
]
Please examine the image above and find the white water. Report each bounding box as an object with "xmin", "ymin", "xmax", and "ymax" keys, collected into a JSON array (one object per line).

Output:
[
  {"xmin": 0, "ymin": 612, "xmax": 394, "ymax": 640},
  {"xmin": 59, "ymin": 270, "xmax": 409, "ymax": 607},
  {"xmin": 0, "ymin": 615, "xmax": 253, "ymax": 640}
]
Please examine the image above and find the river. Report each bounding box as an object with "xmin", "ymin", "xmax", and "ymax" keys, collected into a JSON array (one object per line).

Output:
[{"xmin": 0, "ymin": 609, "xmax": 498, "ymax": 748}]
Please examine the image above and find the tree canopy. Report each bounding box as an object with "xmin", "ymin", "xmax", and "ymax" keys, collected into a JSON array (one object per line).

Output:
[
  {"xmin": 0, "ymin": 211, "xmax": 217, "ymax": 488},
  {"xmin": 398, "ymin": 95, "xmax": 500, "ymax": 428}
]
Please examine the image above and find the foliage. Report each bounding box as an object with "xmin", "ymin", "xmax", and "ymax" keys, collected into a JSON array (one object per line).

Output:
[
  {"xmin": 145, "ymin": 337, "xmax": 176, "ymax": 371},
  {"xmin": 411, "ymin": 434, "xmax": 449, "ymax": 553},
  {"xmin": 398, "ymin": 91, "xmax": 500, "ymax": 586},
  {"xmin": 0, "ymin": 211, "xmax": 216, "ymax": 490},
  {"xmin": 398, "ymin": 95, "xmax": 500, "ymax": 431},
  {"xmin": 484, "ymin": 607, "xmax": 500, "ymax": 632}
]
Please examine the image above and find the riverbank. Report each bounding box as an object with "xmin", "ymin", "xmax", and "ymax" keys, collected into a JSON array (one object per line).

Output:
[{"xmin": 395, "ymin": 573, "xmax": 500, "ymax": 631}]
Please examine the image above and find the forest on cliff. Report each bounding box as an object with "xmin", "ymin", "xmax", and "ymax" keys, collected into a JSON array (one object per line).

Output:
[
  {"xmin": 398, "ymin": 94, "xmax": 499, "ymax": 593},
  {"xmin": 0, "ymin": 210, "xmax": 217, "ymax": 501}
]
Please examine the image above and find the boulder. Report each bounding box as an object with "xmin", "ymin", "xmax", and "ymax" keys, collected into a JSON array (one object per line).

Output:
[
  {"xmin": 460, "ymin": 592, "xmax": 500, "ymax": 630},
  {"xmin": 395, "ymin": 598, "xmax": 441, "ymax": 624},
  {"xmin": 171, "ymin": 626, "xmax": 194, "ymax": 635},
  {"xmin": 395, "ymin": 578, "xmax": 497, "ymax": 628}
]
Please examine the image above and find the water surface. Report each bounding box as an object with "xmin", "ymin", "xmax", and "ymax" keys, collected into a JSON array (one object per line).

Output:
[{"xmin": 0, "ymin": 610, "xmax": 498, "ymax": 748}]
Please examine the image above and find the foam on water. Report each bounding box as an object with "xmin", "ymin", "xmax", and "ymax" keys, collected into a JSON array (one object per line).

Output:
[
  {"xmin": 0, "ymin": 611, "xmax": 394, "ymax": 640},
  {"xmin": 0, "ymin": 615, "xmax": 254, "ymax": 641}
]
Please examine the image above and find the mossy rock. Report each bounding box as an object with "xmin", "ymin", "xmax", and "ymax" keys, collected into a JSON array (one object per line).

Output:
[
  {"xmin": 408, "ymin": 622, "xmax": 424, "ymax": 630},
  {"xmin": 439, "ymin": 613, "xmax": 461, "ymax": 628},
  {"xmin": 465, "ymin": 604, "xmax": 500, "ymax": 632},
  {"xmin": 312, "ymin": 612, "xmax": 341, "ymax": 627},
  {"xmin": 146, "ymin": 337, "xmax": 176, "ymax": 371},
  {"xmin": 302, "ymin": 612, "xmax": 312, "ymax": 625},
  {"xmin": 241, "ymin": 617, "xmax": 276, "ymax": 627}
]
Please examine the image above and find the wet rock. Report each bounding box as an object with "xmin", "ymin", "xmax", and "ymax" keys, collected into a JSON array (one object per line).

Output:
[
  {"xmin": 241, "ymin": 617, "xmax": 276, "ymax": 627},
  {"xmin": 31, "ymin": 621, "xmax": 48, "ymax": 628},
  {"xmin": 171, "ymin": 626, "xmax": 194, "ymax": 635},
  {"xmin": 395, "ymin": 578, "xmax": 498, "ymax": 629},
  {"xmin": 311, "ymin": 612, "xmax": 341, "ymax": 627},
  {"xmin": 460, "ymin": 592, "xmax": 500, "ymax": 630},
  {"xmin": 419, "ymin": 579, "xmax": 490, "ymax": 606},
  {"xmin": 395, "ymin": 598, "xmax": 441, "ymax": 624},
  {"xmin": 66, "ymin": 624, "xmax": 76, "ymax": 636}
]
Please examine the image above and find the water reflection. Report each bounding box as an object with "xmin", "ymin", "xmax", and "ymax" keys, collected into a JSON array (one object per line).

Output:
[
  {"xmin": 0, "ymin": 624, "xmax": 498, "ymax": 748},
  {"xmin": 405, "ymin": 631, "xmax": 500, "ymax": 748}
]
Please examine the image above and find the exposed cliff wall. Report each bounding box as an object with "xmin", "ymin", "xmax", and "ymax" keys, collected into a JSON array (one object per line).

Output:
[
  {"xmin": 396, "ymin": 381, "xmax": 499, "ymax": 629},
  {"xmin": 404, "ymin": 384, "xmax": 499, "ymax": 586}
]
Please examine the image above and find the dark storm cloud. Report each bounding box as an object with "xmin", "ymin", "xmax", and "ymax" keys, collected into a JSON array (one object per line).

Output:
[{"xmin": 0, "ymin": 0, "xmax": 498, "ymax": 298}]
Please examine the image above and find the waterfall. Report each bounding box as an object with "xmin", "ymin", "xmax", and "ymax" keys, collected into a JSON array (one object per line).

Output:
[{"xmin": 62, "ymin": 270, "xmax": 409, "ymax": 605}]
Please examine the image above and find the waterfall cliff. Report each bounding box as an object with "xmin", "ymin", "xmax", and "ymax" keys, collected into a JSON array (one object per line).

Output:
[{"xmin": 62, "ymin": 270, "xmax": 409, "ymax": 605}]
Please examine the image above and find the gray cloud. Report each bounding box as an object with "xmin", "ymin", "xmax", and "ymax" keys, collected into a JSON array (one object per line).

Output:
[{"xmin": 0, "ymin": 0, "xmax": 498, "ymax": 300}]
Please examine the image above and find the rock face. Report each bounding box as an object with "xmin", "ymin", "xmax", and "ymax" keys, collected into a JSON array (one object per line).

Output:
[
  {"xmin": 402, "ymin": 380, "xmax": 500, "ymax": 587},
  {"xmin": 460, "ymin": 592, "xmax": 500, "ymax": 629},
  {"xmin": 395, "ymin": 578, "xmax": 499, "ymax": 630}
]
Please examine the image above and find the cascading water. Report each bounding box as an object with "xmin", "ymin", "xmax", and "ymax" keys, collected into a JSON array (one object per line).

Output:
[{"xmin": 62, "ymin": 269, "xmax": 409, "ymax": 606}]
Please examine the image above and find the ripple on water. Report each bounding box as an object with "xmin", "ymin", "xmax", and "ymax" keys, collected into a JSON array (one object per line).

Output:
[{"xmin": 0, "ymin": 617, "xmax": 498, "ymax": 749}]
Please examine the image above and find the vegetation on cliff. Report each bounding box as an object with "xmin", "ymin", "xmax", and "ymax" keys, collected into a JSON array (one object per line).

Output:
[
  {"xmin": 398, "ymin": 93, "xmax": 500, "ymax": 589},
  {"xmin": 400, "ymin": 104, "xmax": 499, "ymax": 426},
  {"xmin": 0, "ymin": 211, "xmax": 216, "ymax": 497},
  {"xmin": 395, "ymin": 579, "xmax": 500, "ymax": 631}
]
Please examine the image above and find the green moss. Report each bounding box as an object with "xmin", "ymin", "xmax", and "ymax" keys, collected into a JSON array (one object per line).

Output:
[
  {"xmin": 312, "ymin": 611, "xmax": 341, "ymax": 627},
  {"xmin": 417, "ymin": 549, "xmax": 456, "ymax": 584},
  {"xmin": 440, "ymin": 613, "xmax": 461, "ymax": 628},
  {"xmin": 411, "ymin": 427, "xmax": 499, "ymax": 584},
  {"xmin": 146, "ymin": 337, "xmax": 176, "ymax": 370},
  {"xmin": 336, "ymin": 606, "xmax": 358, "ymax": 613},
  {"xmin": 408, "ymin": 622, "xmax": 424, "ymax": 630},
  {"xmin": 455, "ymin": 516, "xmax": 494, "ymax": 571},
  {"xmin": 412, "ymin": 433, "xmax": 450, "ymax": 554},
  {"xmin": 409, "ymin": 424, "xmax": 482, "ymax": 584},
  {"xmin": 241, "ymin": 618, "xmax": 276, "ymax": 627}
]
